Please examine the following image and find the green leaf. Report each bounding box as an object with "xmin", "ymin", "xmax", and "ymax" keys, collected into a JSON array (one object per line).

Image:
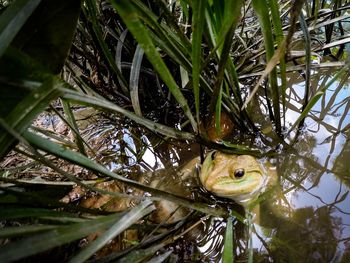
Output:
[
  {"xmin": 0, "ymin": 212, "xmax": 125, "ymax": 263},
  {"xmin": 62, "ymin": 89, "xmax": 196, "ymax": 140},
  {"xmin": 192, "ymin": 0, "xmax": 206, "ymax": 122},
  {"xmin": 23, "ymin": 131, "xmax": 227, "ymax": 217},
  {"xmin": 0, "ymin": 0, "xmax": 41, "ymax": 57},
  {"xmin": 252, "ymin": 0, "xmax": 281, "ymax": 132},
  {"xmin": 68, "ymin": 200, "xmax": 155, "ymax": 263},
  {"xmin": 61, "ymin": 100, "xmax": 87, "ymax": 155},
  {"xmin": 0, "ymin": 57, "xmax": 63, "ymax": 158},
  {"xmin": 130, "ymin": 45, "xmax": 144, "ymax": 116},
  {"xmin": 110, "ymin": 0, "xmax": 197, "ymax": 132},
  {"xmin": 222, "ymin": 218, "xmax": 234, "ymax": 263},
  {"xmin": 0, "ymin": 225, "xmax": 58, "ymax": 238}
]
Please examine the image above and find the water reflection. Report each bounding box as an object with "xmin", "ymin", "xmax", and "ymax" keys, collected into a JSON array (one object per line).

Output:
[
  {"xmin": 43, "ymin": 67, "xmax": 350, "ymax": 262},
  {"xmin": 186, "ymin": 69, "xmax": 350, "ymax": 262},
  {"xmin": 245, "ymin": 69, "xmax": 350, "ymax": 262}
]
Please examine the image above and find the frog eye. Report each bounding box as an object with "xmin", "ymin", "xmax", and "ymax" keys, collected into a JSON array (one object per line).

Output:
[{"xmin": 234, "ymin": 168, "xmax": 245, "ymax": 178}]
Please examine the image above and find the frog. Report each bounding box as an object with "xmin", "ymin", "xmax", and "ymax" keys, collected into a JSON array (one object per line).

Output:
[
  {"xmin": 62, "ymin": 150, "xmax": 276, "ymax": 256},
  {"xmin": 63, "ymin": 150, "xmax": 275, "ymax": 216},
  {"xmin": 199, "ymin": 151, "xmax": 275, "ymax": 206}
]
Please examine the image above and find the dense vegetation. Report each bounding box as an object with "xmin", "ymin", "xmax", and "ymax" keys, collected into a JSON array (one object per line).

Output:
[{"xmin": 1, "ymin": 0, "xmax": 350, "ymax": 261}]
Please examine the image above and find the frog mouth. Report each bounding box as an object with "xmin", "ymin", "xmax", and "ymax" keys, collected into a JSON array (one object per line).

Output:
[{"xmin": 209, "ymin": 171, "xmax": 264, "ymax": 196}]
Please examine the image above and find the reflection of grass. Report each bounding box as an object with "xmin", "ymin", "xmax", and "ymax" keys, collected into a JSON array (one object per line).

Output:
[{"xmin": 1, "ymin": 0, "xmax": 350, "ymax": 261}]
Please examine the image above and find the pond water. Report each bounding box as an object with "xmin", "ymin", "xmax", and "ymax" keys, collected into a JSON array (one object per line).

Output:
[
  {"xmin": 39, "ymin": 67, "xmax": 350, "ymax": 262},
  {"xmin": 257, "ymin": 69, "xmax": 350, "ymax": 262}
]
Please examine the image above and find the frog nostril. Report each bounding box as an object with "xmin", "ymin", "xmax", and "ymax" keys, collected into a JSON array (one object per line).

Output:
[
  {"xmin": 234, "ymin": 169, "xmax": 245, "ymax": 178},
  {"xmin": 211, "ymin": 151, "xmax": 217, "ymax": 160}
]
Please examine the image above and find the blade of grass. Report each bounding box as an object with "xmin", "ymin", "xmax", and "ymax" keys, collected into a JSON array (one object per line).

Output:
[
  {"xmin": 0, "ymin": 212, "xmax": 126, "ymax": 263},
  {"xmin": 110, "ymin": 0, "xmax": 197, "ymax": 132},
  {"xmin": 0, "ymin": 206, "xmax": 85, "ymax": 220},
  {"xmin": 269, "ymin": 0, "xmax": 287, "ymax": 126},
  {"xmin": 129, "ymin": 45, "xmax": 144, "ymax": 116},
  {"xmin": 214, "ymin": 85, "xmax": 223, "ymax": 138},
  {"xmin": 0, "ymin": 225, "xmax": 58, "ymax": 238},
  {"xmin": 297, "ymin": 12, "xmax": 311, "ymax": 129},
  {"xmin": 204, "ymin": 1, "xmax": 246, "ymax": 128},
  {"xmin": 252, "ymin": 0, "xmax": 281, "ymax": 132},
  {"xmin": 0, "ymin": 0, "xmax": 41, "ymax": 57},
  {"xmin": 222, "ymin": 217, "xmax": 234, "ymax": 263},
  {"xmin": 68, "ymin": 200, "xmax": 155, "ymax": 263},
  {"xmin": 23, "ymin": 130, "xmax": 228, "ymax": 217},
  {"xmin": 61, "ymin": 100, "xmax": 87, "ymax": 155},
  {"xmin": 62, "ymin": 88, "xmax": 195, "ymax": 140},
  {"xmin": 191, "ymin": 0, "xmax": 206, "ymax": 122},
  {"xmin": 246, "ymin": 211, "xmax": 256, "ymax": 263},
  {"xmin": 115, "ymin": 29, "xmax": 128, "ymax": 71}
]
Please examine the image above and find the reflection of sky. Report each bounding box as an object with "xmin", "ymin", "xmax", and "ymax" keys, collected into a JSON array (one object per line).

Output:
[{"xmin": 281, "ymin": 70, "xmax": 350, "ymax": 251}]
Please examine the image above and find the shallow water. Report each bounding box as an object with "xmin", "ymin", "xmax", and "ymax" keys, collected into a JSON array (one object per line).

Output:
[
  {"xmin": 53, "ymin": 67, "xmax": 350, "ymax": 262},
  {"xmin": 256, "ymin": 69, "xmax": 350, "ymax": 262},
  {"xmin": 212, "ymin": 68, "xmax": 350, "ymax": 262}
]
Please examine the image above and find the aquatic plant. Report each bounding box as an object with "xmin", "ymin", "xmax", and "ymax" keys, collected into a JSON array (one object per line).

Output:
[{"xmin": 1, "ymin": 0, "xmax": 350, "ymax": 261}]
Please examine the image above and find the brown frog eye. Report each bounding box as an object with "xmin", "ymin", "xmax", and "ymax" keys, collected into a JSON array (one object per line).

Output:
[{"xmin": 234, "ymin": 168, "xmax": 245, "ymax": 178}]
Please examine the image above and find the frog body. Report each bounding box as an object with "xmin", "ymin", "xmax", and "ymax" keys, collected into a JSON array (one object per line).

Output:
[
  {"xmin": 64, "ymin": 151, "xmax": 275, "ymax": 216},
  {"xmin": 62, "ymin": 151, "xmax": 276, "ymax": 256}
]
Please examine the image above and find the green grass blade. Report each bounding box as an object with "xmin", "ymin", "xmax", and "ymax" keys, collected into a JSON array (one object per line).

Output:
[
  {"xmin": 298, "ymin": 11, "xmax": 311, "ymax": 128},
  {"xmin": 62, "ymin": 88, "xmax": 195, "ymax": 140},
  {"xmin": 209, "ymin": 24, "xmax": 235, "ymax": 113},
  {"xmin": 68, "ymin": 200, "xmax": 155, "ymax": 263},
  {"xmin": 0, "ymin": 77, "xmax": 62, "ymax": 158},
  {"xmin": 129, "ymin": 45, "xmax": 144, "ymax": 116},
  {"xmin": 192, "ymin": 0, "xmax": 206, "ymax": 122},
  {"xmin": 247, "ymin": 212, "xmax": 254, "ymax": 263},
  {"xmin": 222, "ymin": 218, "xmax": 234, "ymax": 263},
  {"xmin": 214, "ymin": 85, "xmax": 223, "ymax": 137},
  {"xmin": 0, "ymin": 225, "xmax": 58, "ymax": 238},
  {"xmin": 0, "ymin": 213, "xmax": 124, "ymax": 263},
  {"xmin": 252, "ymin": 0, "xmax": 281, "ymax": 132},
  {"xmin": 110, "ymin": 0, "xmax": 197, "ymax": 132},
  {"xmin": 0, "ymin": 0, "xmax": 41, "ymax": 57},
  {"xmin": 61, "ymin": 100, "xmax": 87, "ymax": 155},
  {"xmin": 269, "ymin": 0, "xmax": 287, "ymax": 124},
  {"xmin": 116, "ymin": 29, "xmax": 129, "ymax": 71},
  {"xmin": 0, "ymin": 206, "xmax": 82, "ymax": 220},
  {"xmin": 23, "ymin": 131, "xmax": 227, "ymax": 217}
]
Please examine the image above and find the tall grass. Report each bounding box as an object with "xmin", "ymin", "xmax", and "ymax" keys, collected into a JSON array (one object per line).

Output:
[{"xmin": 1, "ymin": 0, "xmax": 350, "ymax": 261}]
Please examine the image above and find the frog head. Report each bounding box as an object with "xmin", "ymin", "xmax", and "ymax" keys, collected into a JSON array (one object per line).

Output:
[{"xmin": 199, "ymin": 151, "xmax": 267, "ymax": 205}]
